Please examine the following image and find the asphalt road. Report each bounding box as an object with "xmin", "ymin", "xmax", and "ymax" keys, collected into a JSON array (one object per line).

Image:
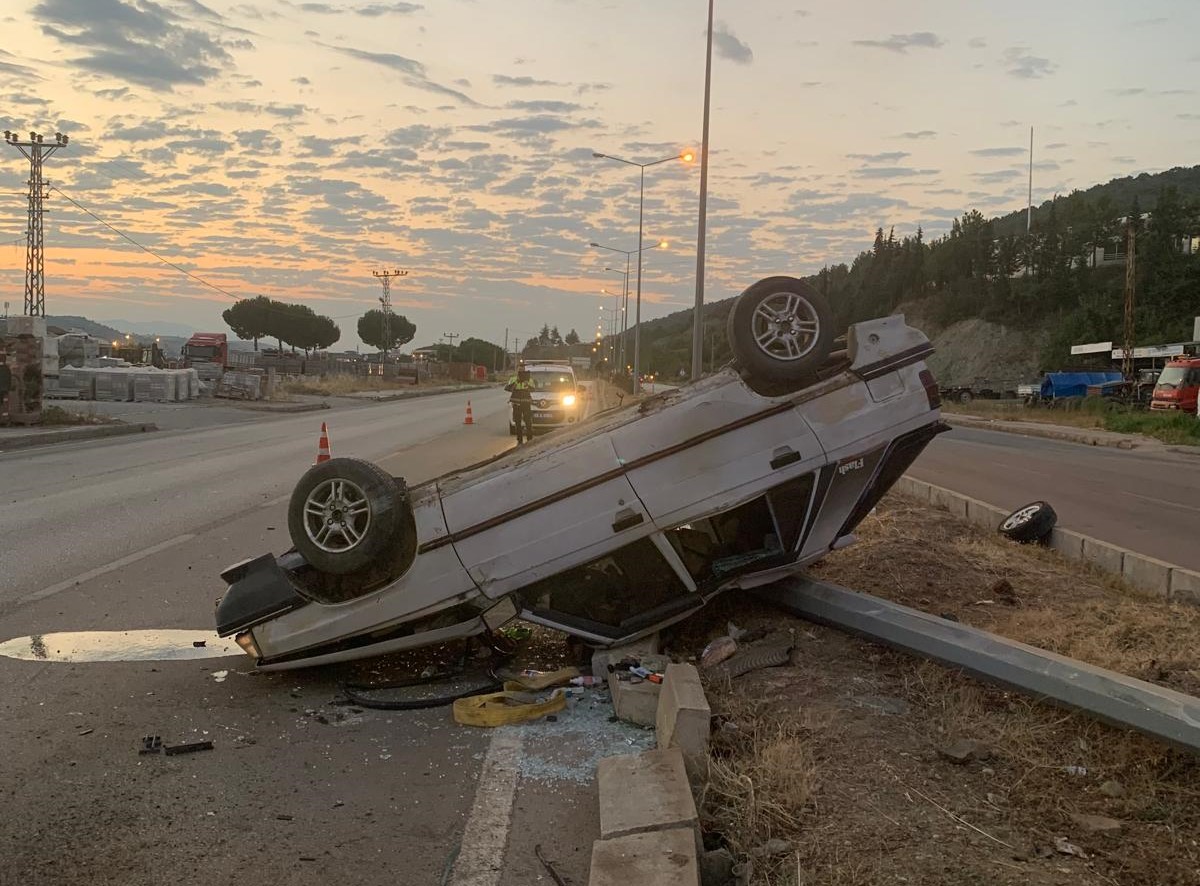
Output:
[
  {"xmin": 909, "ymin": 425, "xmax": 1200, "ymax": 571},
  {"xmin": 0, "ymin": 385, "xmax": 639, "ymax": 886}
]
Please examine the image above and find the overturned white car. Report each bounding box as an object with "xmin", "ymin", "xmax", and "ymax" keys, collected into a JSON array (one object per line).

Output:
[{"xmin": 216, "ymin": 277, "xmax": 944, "ymax": 670}]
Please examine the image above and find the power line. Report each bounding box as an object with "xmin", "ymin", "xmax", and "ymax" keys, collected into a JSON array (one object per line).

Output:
[{"xmin": 49, "ymin": 184, "xmax": 244, "ymax": 303}]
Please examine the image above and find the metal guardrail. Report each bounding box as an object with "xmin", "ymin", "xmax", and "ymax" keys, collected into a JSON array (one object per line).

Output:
[{"xmin": 756, "ymin": 576, "xmax": 1200, "ymax": 753}]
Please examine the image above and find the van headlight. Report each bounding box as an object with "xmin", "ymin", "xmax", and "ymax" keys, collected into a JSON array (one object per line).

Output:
[{"xmin": 562, "ymin": 394, "xmax": 576, "ymax": 407}]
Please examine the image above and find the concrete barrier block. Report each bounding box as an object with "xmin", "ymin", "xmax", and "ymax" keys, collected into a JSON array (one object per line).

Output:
[
  {"xmin": 609, "ymin": 675, "xmax": 662, "ymax": 727},
  {"xmin": 1121, "ymin": 552, "xmax": 1172, "ymax": 597},
  {"xmin": 893, "ymin": 476, "xmax": 931, "ymax": 502},
  {"xmin": 598, "ymin": 747, "xmax": 698, "ymax": 840},
  {"xmin": 1169, "ymin": 568, "xmax": 1200, "ymax": 606},
  {"xmin": 965, "ymin": 498, "xmax": 1008, "ymax": 532},
  {"xmin": 1049, "ymin": 528, "xmax": 1086, "ymax": 560},
  {"xmin": 1081, "ymin": 536, "xmax": 1126, "ymax": 575},
  {"xmin": 589, "ymin": 827, "xmax": 700, "ymax": 886},
  {"xmin": 656, "ymin": 663, "xmax": 710, "ymax": 764},
  {"xmin": 591, "ymin": 635, "xmax": 660, "ymax": 681},
  {"xmin": 928, "ymin": 484, "xmax": 968, "ymax": 518}
]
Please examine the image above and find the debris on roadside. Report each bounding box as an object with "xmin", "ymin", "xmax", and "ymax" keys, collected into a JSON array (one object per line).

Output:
[
  {"xmin": 164, "ymin": 739, "xmax": 214, "ymax": 756},
  {"xmin": 211, "ymin": 670, "xmax": 228, "ymax": 683},
  {"xmin": 1053, "ymin": 836, "xmax": 1087, "ymax": 858},
  {"xmin": 138, "ymin": 735, "xmax": 163, "ymax": 755},
  {"xmin": 938, "ymin": 738, "xmax": 992, "ymax": 765},
  {"xmin": 1068, "ymin": 812, "xmax": 1123, "ymax": 833},
  {"xmin": 700, "ymin": 635, "xmax": 738, "ymax": 669},
  {"xmin": 705, "ymin": 633, "xmax": 794, "ymax": 681},
  {"xmin": 453, "ymin": 687, "xmax": 567, "ymax": 727},
  {"xmin": 1099, "ymin": 779, "xmax": 1126, "ymax": 798}
]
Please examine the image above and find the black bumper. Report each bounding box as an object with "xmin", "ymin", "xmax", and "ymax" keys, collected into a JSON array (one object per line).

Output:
[{"xmin": 216, "ymin": 554, "xmax": 306, "ymax": 637}]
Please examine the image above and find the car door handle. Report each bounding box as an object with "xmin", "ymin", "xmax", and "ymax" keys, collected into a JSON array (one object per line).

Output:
[
  {"xmin": 612, "ymin": 509, "xmax": 644, "ymax": 533},
  {"xmin": 770, "ymin": 447, "xmax": 802, "ymax": 470}
]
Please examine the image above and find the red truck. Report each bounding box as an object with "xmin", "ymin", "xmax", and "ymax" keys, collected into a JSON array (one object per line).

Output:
[
  {"xmin": 183, "ymin": 333, "xmax": 227, "ymax": 368},
  {"xmin": 1150, "ymin": 356, "xmax": 1200, "ymax": 415}
]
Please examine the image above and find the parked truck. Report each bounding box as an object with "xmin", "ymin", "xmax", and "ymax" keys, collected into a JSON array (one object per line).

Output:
[
  {"xmin": 183, "ymin": 333, "xmax": 228, "ymax": 380},
  {"xmin": 1150, "ymin": 355, "xmax": 1200, "ymax": 414}
]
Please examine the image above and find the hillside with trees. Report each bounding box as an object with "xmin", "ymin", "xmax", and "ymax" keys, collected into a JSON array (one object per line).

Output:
[{"xmin": 625, "ymin": 165, "xmax": 1200, "ymax": 382}]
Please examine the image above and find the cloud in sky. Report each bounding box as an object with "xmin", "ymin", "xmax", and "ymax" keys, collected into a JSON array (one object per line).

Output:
[
  {"xmin": 2, "ymin": 0, "xmax": 1196, "ymax": 349},
  {"xmin": 33, "ymin": 0, "xmax": 236, "ymax": 90},
  {"xmin": 1002, "ymin": 46, "xmax": 1056, "ymax": 79},
  {"xmin": 852, "ymin": 32, "xmax": 944, "ymax": 53},
  {"xmin": 712, "ymin": 22, "xmax": 753, "ymax": 64}
]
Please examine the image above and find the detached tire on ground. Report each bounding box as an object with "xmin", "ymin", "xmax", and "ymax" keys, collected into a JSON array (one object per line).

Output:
[
  {"xmin": 727, "ymin": 276, "xmax": 835, "ymax": 387},
  {"xmin": 288, "ymin": 457, "xmax": 403, "ymax": 575},
  {"xmin": 998, "ymin": 501, "xmax": 1057, "ymax": 544}
]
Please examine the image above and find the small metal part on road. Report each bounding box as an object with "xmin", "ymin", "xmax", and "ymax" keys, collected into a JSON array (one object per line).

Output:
[
  {"xmin": 163, "ymin": 740, "xmax": 214, "ymax": 756},
  {"xmin": 757, "ymin": 576, "xmax": 1200, "ymax": 753}
]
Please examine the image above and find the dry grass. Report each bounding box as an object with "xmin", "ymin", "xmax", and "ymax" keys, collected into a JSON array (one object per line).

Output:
[
  {"xmin": 942, "ymin": 399, "xmax": 1108, "ymax": 430},
  {"xmin": 681, "ymin": 494, "xmax": 1200, "ymax": 885}
]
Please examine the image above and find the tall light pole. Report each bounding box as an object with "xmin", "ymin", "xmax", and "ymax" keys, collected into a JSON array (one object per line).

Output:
[
  {"xmin": 603, "ymin": 265, "xmax": 628, "ymax": 365},
  {"xmin": 691, "ymin": 0, "xmax": 715, "ymax": 380},
  {"xmin": 593, "ymin": 150, "xmax": 693, "ymax": 392},
  {"xmin": 589, "ymin": 237, "xmax": 671, "ymax": 393}
]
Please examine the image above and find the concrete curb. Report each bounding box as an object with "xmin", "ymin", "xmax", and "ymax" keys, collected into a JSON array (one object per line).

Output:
[
  {"xmin": 587, "ymin": 660, "xmax": 714, "ymax": 885},
  {"xmin": 234, "ymin": 401, "xmax": 330, "ymax": 413},
  {"xmin": 0, "ymin": 421, "xmax": 157, "ymax": 451},
  {"xmin": 894, "ymin": 475, "xmax": 1200, "ymax": 605},
  {"xmin": 943, "ymin": 413, "xmax": 1140, "ymax": 450}
]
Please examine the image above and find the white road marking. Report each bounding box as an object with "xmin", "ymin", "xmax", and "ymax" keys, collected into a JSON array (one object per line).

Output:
[
  {"xmin": 448, "ymin": 730, "xmax": 524, "ymax": 886},
  {"xmin": 1121, "ymin": 489, "xmax": 1200, "ymax": 515},
  {"xmin": 18, "ymin": 533, "xmax": 196, "ymax": 604}
]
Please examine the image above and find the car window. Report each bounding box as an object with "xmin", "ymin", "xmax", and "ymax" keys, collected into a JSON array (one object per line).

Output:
[
  {"xmin": 521, "ymin": 537, "xmax": 691, "ymax": 633},
  {"xmin": 529, "ymin": 371, "xmax": 575, "ymax": 391},
  {"xmin": 667, "ymin": 494, "xmax": 783, "ymax": 586}
]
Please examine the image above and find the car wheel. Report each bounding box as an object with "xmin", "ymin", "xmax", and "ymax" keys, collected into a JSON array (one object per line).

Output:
[
  {"xmin": 287, "ymin": 457, "xmax": 403, "ymax": 575},
  {"xmin": 958, "ymin": 390, "xmax": 974, "ymax": 404},
  {"xmin": 727, "ymin": 276, "xmax": 834, "ymax": 386},
  {"xmin": 997, "ymin": 501, "xmax": 1057, "ymax": 544}
]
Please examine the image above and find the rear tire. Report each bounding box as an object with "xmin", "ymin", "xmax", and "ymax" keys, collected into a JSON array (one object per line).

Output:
[
  {"xmin": 998, "ymin": 501, "xmax": 1057, "ymax": 544},
  {"xmin": 727, "ymin": 276, "xmax": 834, "ymax": 387},
  {"xmin": 287, "ymin": 457, "xmax": 403, "ymax": 575}
]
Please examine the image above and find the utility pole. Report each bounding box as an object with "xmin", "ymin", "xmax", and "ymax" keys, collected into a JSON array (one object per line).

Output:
[
  {"xmin": 690, "ymin": 0, "xmax": 715, "ymax": 382},
  {"xmin": 4, "ymin": 129, "xmax": 69, "ymax": 316},
  {"xmin": 372, "ymin": 268, "xmax": 407, "ymax": 364},
  {"xmin": 443, "ymin": 331, "xmax": 460, "ymax": 361},
  {"xmin": 1027, "ymin": 126, "xmax": 1033, "ymax": 235},
  {"xmin": 1122, "ymin": 222, "xmax": 1136, "ymax": 382}
]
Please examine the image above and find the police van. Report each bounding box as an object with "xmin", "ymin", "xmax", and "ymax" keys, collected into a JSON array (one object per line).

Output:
[{"xmin": 509, "ymin": 360, "xmax": 583, "ymax": 435}]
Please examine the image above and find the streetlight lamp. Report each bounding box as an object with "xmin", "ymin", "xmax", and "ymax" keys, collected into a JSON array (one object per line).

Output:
[
  {"xmin": 593, "ymin": 149, "xmax": 692, "ymax": 392},
  {"xmin": 603, "ymin": 265, "xmax": 629, "ymax": 365},
  {"xmin": 589, "ymin": 237, "xmax": 669, "ymax": 392}
]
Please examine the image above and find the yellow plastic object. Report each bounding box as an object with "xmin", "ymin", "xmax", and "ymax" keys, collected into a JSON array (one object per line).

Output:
[{"xmin": 452, "ymin": 688, "xmax": 567, "ymax": 727}]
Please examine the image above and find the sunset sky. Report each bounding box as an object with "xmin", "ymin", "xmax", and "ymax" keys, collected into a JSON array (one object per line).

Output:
[{"xmin": 2, "ymin": 0, "xmax": 1198, "ymax": 350}]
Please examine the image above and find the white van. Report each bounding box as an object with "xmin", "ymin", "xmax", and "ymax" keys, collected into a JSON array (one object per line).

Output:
[{"xmin": 509, "ymin": 360, "xmax": 582, "ymax": 435}]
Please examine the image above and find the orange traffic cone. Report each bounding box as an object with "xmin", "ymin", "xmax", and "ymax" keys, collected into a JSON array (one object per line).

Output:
[
  {"xmin": 315, "ymin": 421, "xmax": 331, "ymax": 464},
  {"xmin": 463, "ymin": 400, "xmax": 474, "ymax": 426}
]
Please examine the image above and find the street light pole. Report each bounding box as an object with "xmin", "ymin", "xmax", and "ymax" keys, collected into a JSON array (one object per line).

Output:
[
  {"xmin": 691, "ymin": 0, "xmax": 715, "ymax": 381},
  {"xmin": 593, "ymin": 150, "xmax": 692, "ymax": 393}
]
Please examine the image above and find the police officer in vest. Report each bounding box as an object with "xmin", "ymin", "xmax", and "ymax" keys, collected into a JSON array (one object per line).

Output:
[{"xmin": 505, "ymin": 365, "xmax": 534, "ymax": 444}]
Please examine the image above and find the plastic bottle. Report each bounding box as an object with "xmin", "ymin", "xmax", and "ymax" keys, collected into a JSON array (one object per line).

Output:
[{"xmin": 569, "ymin": 676, "xmax": 603, "ymax": 687}]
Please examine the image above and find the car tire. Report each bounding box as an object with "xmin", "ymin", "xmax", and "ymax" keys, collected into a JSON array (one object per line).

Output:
[
  {"xmin": 727, "ymin": 276, "xmax": 834, "ymax": 387},
  {"xmin": 287, "ymin": 457, "xmax": 403, "ymax": 575},
  {"xmin": 997, "ymin": 501, "xmax": 1057, "ymax": 544},
  {"xmin": 958, "ymin": 390, "xmax": 974, "ymax": 404}
]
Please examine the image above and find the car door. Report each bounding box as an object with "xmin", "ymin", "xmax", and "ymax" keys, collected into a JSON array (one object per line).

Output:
[
  {"xmin": 612, "ymin": 381, "xmax": 825, "ymax": 528},
  {"xmin": 439, "ymin": 434, "xmax": 654, "ymax": 598}
]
